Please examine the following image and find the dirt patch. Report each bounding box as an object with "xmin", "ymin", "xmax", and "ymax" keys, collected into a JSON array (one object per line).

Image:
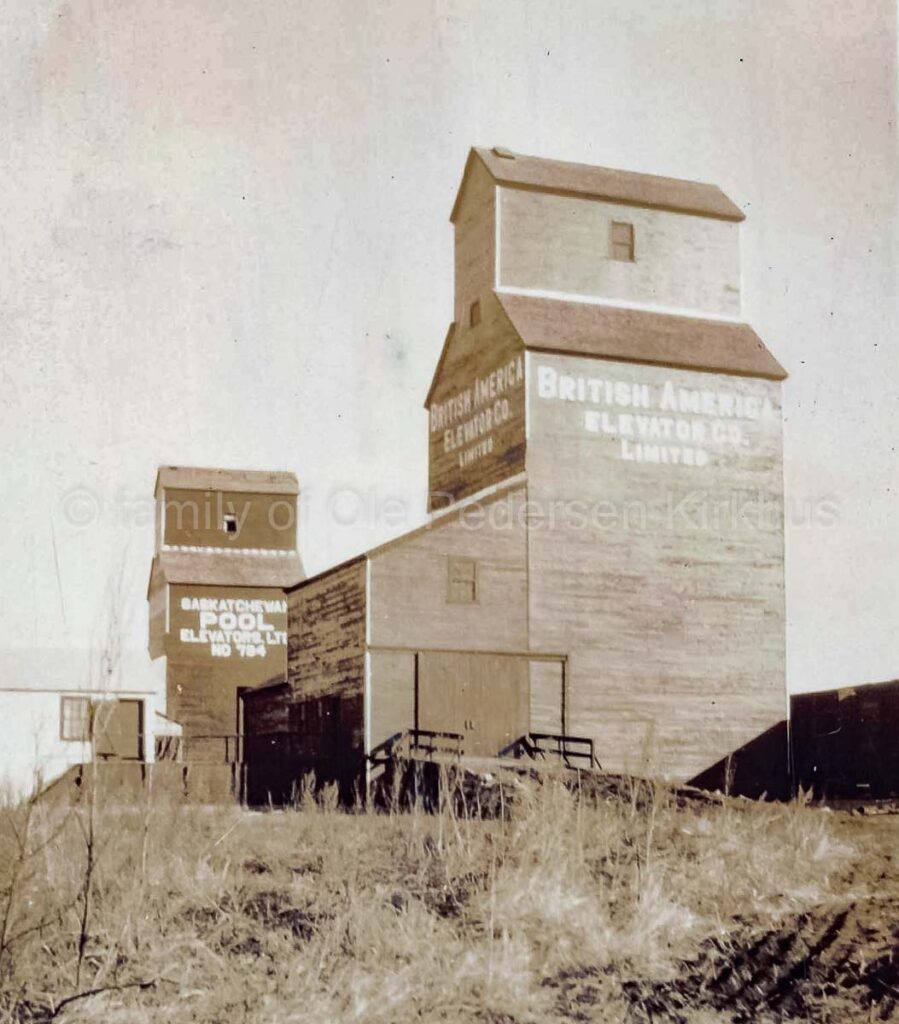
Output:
[
  {"xmin": 621, "ymin": 896, "xmax": 899, "ymax": 1022},
  {"xmin": 241, "ymin": 889, "xmax": 320, "ymax": 942}
]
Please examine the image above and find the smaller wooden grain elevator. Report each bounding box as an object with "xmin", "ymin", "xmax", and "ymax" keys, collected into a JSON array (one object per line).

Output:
[
  {"xmin": 243, "ymin": 146, "xmax": 789, "ymax": 804},
  {"xmin": 147, "ymin": 467, "xmax": 304, "ymax": 794}
]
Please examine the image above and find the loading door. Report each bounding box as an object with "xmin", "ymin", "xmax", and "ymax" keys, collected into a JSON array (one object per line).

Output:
[
  {"xmin": 94, "ymin": 699, "xmax": 144, "ymax": 760},
  {"xmin": 417, "ymin": 652, "xmax": 529, "ymax": 757}
]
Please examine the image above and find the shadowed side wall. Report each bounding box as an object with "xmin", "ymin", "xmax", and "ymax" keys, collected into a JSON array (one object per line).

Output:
[
  {"xmin": 427, "ymin": 293, "xmax": 526, "ymax": 510},
  {"xmin": 286, "ymin": 559, "xmax": 367, "ymax": 795},
  {"xmin": 453, "ymin": 155, "xmax": 496, "ymax": 324}
]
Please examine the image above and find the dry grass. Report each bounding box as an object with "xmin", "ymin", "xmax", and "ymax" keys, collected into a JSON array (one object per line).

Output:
[{"xmin": 0, "ymin": 770, "xmax": 888, "ymax": 1024}]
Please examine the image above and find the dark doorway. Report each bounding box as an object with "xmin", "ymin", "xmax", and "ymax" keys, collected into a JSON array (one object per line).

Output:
[{"xmin": 94, "ymin": 699, "xmax": 144, "ymax": 760}]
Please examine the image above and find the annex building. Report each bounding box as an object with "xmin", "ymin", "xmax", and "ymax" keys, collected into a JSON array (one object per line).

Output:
[{"xmin": 241, "ymin": 146, "xmax": 789, "ymax": 803}]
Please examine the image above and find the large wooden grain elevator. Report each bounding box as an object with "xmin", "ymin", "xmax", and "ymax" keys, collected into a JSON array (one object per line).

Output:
[{"xmin": 242, "ymin": 146, "xmax": 789, "ymax": 804}]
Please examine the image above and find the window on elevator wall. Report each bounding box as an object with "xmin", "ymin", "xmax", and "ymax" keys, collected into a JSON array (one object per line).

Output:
[
  {"xmin": 447, "ymin": 557, "xmax": 478, "ymax": 604},
  {"xmin": 609, "ymin": 220, "xmax": 635, "ymax": 262}
]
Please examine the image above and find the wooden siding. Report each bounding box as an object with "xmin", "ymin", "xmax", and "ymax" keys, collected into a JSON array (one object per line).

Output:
[
  {"xmin": 287, "ymin": 560, "xmax": 366, "ymax": 703},
  {"xmin": 526, "ymin": 353, "xmax": 785, "ymax": 783},
  {"xmin": 165, "ymin": 583, "xmax": 288, "ymax": 750},
  {"xmin": 242, "ymin": 684, "xmax": 292, "ymax": 736},
  {"xmin": 368, "ymin": 487, "xmax": 529, "ymax": 653},
  {"xmin": 427, "ymin": 293, "xmax": 526, "ymax": 509},
  {"xmin": 529, "ymin": 660, "xmax": 564, "ymax": 735},
  {"xmin": 499, "ymin": 188, "xmax": 741, "ymax": 318},
  {"xmin": 162, "ymin": 487, "xmax": 298, "ymax": 550},
  {"xmin": 368, "ymin": 649, "xmax": 416, "ymax": 754},
  {"xmin": 417, "ymin": 651, "xmax": 529, "ymax": 756},
  {"xmin": 147, "ymin": 579, "xmax": 166, "ymax": 659},
  {"xmin": 453, "ymin": 155, "xmax": 496, "ymax": 323},
  {"xmin": 242, "ymin": 690, "xmax": 363, "ymax": 806},
  {"xmin": 165, "ymin": 661, "xmax": 240, "ymax": 752},
  {"xmin": 167, "ymin": 584, "xmax": 288, "ymax": 668}
]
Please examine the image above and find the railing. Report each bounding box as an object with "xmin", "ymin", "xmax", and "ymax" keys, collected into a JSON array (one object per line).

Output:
[
  {"xmin": 368, "ymin": 729, "xmax": 464, "ymax": 769},
  {"xmin": 502, "ymin": 733, "xmax": 600, "ymax": 771},
  {"xmin": 409, "ymin": 729, "xmax": 464, "ymax": 760},
  {"xmin": 154, "ymin": 735, "xmax": 183, "ymax": 762},
  {"xmin": 182, "ymin": 733, "xmax": 242, "ymax": 764}
]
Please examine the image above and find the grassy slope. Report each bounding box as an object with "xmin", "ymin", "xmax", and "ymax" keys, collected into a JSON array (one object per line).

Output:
[{"xmin": 0, "ymin": 775, "xmax": 895, "ymax": 1023}]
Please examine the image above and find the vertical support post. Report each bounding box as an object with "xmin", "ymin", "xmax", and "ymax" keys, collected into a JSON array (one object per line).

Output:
[{"xmin": 413, "ymin": 652, "xmax": 420, "ymax": 737}]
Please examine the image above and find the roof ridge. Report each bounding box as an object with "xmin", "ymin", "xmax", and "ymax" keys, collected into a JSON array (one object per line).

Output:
[{"xmin": 451, "ymin": 146, "xmax": 744, "ymax": 223}]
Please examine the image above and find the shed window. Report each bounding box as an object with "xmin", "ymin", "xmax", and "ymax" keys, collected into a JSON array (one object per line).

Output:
[
  {"xmin": 609, "ymin": 221, "xmax": 635, "ymax": 262},
  {"xmin": 447, "ymin": 557, "xmax": 478, "ymax": 604},
  {"xmin": 469, "ymin": 300, "xmax": 481, "ymax": 327},
  {"xmin": 223, "ymin": 513, "xmax": 238, "ymax": 534},
  {"xmin": 60, "ymin": 696, "xmax": 91, "ymax": 742}
]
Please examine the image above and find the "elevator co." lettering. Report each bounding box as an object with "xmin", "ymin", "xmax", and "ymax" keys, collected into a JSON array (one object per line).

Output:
[
  {"xmin": 536, "ymin": 364, "xmax": 776, "ymax": 469},
  {"xmin": 430, "ymin": 356, "xmax": 525, "ymax": 469}
]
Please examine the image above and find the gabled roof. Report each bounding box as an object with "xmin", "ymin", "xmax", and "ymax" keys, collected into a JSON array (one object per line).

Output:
[
  {"xmin": 155, "ymin": 466, "xmax": 299, "ymax": 496},
  {"xmin": 150, "ymin": 549, "xmax": 304, "ymax": 591},
  {"xmin": 451, "ymin": 147, "xmax": 745, "ymax": 223},
  {"xmin": 496, "ymin": 294, "xmax": 786, "ymax": 380},
  {"xmin": 285, "ymin": 474, "xmax": 529, "ymax": 594}
]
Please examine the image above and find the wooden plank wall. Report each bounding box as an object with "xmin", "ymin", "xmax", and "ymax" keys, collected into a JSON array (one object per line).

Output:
[
  {"xmin": 287, "ymin": 559, "xmax": 366, "ymax": 703},
  {"xmin": 281, "ymin": 560, "xmax": 368, "ymax": 795},
  {"xmin": 453, "ymin": 155, "xmax": 495, "ymax": 324},
  {"xmin": 498, "ymin": 187, "xmax": 741, "ymax": 318},
  {"xmin": 427, "ymin": 293, "xmax": 526, "ymax": 509},
  {"xmin": 529, "ymin": 660, "xmax": 564, "ymax": 735},
  {"xmin": 417, "ymin": 651, "xmax": 529, "ymax": 756},
  {"xmin": 368, "ymin": 487, "xmax": 532, "ymax": 752},
  {"xmin": 147, "ymin": 577, "xmax": 166, "ymax": 659},
  {"xmin": 369, "ymin": 486, "xmax": 529, "ymax": 653},
  {"xmin": 368, "ymin": 649, "xmax": 416, "ymax": 755},
  {"xmin": 162, "ymin": 488, "xmax": 297, "ymax": 550},
  {"xmin": 242, "ymin": 685, "xmax": 291, "ymax": 736},
  {"xmin": 165, "ymin": 583, "xmax": 288, "ymax": 757},
  {"xmin": 526, "ymin": 353, "xmax": 786, "ymax": 783}
]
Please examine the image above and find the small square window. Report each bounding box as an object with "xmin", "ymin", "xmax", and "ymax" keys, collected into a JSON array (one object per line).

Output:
[
  {"xmin": 610, "ymin": 221, "xmax": 635, "ymax": 262},
  {"xmin": 469, "ymin": 300, "xmax": 481, "ymax": 327},
  {"xmin": 223, "ymin": 513, "xmax": 238, "ymax": 534},
  {"xmin": 60, "ymin": 696, "xmax": 91, "ymax": 742},
  {"xmin": 447, "ymin": 557, "xmax": 478, "ymax": 604}
]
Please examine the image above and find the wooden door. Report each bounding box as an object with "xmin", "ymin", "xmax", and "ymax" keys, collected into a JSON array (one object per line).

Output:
[
  {"xmin": 418, "ymin": 652, "xmax": 529, "ymax": 756},
  {"xmin": 94, "ymin": 700, "xmax": 143, "ymax": 760}
]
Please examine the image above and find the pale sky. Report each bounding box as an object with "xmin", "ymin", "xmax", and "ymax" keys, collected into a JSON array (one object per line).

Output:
[{"xmin": 1, "ymin": 0, "xmax": 896, "ymax": 694}]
